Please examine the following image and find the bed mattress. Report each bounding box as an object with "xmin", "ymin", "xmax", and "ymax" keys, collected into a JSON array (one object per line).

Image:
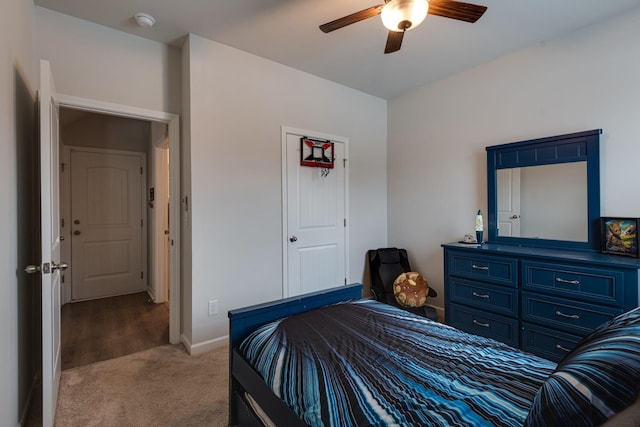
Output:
[{"xmin": 239, "ymin": 299, "xmax": 555, "ymax": 427}]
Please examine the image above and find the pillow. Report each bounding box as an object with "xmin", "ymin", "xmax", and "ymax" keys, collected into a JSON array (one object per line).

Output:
[
  {"xmin": 393, "ymin": 272, "xmax": 429, "ymax": 307},
  {"xmin": 524, "ymin": 307, "xmax": 640, "ymax": 427}
]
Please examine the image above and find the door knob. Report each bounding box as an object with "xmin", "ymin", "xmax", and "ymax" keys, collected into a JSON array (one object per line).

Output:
[
  {"xmin": 73, "ymin": 230, "xmax": 81, "ymax": 235},
  {"xmin": 290, "ymin": 235, "xmax": 298, "ymax": 242},
  {"xmin": 51, "ymin": 262, "xmax": 69, "ymax": 272},
  {"xmin": 24, "ymin": 265, "xmax": 41, "ymax": 274}
]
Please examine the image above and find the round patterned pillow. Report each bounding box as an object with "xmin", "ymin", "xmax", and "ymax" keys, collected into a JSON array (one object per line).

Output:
[{"xmin": 393, "ymin": 272, "xmax": 429, "ymax": 307}]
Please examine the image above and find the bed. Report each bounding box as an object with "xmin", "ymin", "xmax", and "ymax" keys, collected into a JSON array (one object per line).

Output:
[{"xmin": 228, "ymin": 284, "xmax": 640, "ymax": 427}]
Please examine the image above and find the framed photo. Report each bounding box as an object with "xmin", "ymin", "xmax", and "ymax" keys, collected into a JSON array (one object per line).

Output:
[{"xmin": 601, "ymin": 217, "xmax": 638, "ymax": 257}]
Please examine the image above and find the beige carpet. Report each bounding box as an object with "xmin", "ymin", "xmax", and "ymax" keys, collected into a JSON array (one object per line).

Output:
[{"xmin": 55, "ymin": 344, "xmax": 229, "ymax": 427}]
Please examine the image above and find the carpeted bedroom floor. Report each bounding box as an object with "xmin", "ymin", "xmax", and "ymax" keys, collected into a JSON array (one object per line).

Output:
[{"xmin": 54, "ymin": 344, "xmax": 229, "ymax": 427}]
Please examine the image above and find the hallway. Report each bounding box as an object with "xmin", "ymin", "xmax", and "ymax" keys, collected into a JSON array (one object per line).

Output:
[{"xmin": 61, "ymin": 292, "xmax": 169, "ymax": 370}]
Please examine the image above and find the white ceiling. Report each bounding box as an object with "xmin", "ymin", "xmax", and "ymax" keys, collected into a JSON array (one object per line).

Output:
[{"xmin": 34, "ymin": 0, "xmax": 640, "ymax": 100}]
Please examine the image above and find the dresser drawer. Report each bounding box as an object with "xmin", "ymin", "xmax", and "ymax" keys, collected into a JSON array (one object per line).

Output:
[
  {"xmin": 521, "ymin": 322, "xmax": 582, "ymax": 363},
  {"xmin": 522, "ymin": 261, "xmax": 624, "ymax": 306},
  {"xmin": 448, "ymin": 278, "xmax": 518, "ymax": 317},
  {"xmin": 448, "ymin": 303, "xmax": 519, "ymax": 348},
  {"xmin": 448, "ymin": 252, "xmax": 518, "ymax": 287},
  {"xmin": 522, "ymin": 292, "xmax": 621, "ymax": 336}
]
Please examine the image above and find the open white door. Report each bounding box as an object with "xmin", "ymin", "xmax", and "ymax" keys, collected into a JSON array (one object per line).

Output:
[{"xmin": 39, "ymin": 59, "xmax": 63, "ymax": 427}]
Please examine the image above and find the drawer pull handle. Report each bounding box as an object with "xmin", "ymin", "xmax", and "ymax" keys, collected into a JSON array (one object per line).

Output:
[
  {"xmin": 556, "ymin": 344, "xmax": 572, "ymax": 352},
  {"xmin": 555, "ymin": 310, "xmax": 580, "ymax": 320},
  {"xmin": 556, "ymin": 278, "xmax": 580, "ymax": 285},
  {"xmin": 472, "ymin": 292, "xmax": 490, "ymax": 299},
  {"xmin": 473, "ymin": 320, "xmax": 490, "ymax": 328},
  {"xmin": 472, "ymin": 265, "xmax": 489, "ymax": 271}
]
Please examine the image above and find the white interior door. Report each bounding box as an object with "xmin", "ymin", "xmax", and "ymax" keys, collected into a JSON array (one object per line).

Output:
[
  {"xmin": 70, "ymin": 149, "xmax": 146, "ymax": 300},
  {"xmin": 497, "ymin": 168, "xmax": 521, "ymax": 237},
  {"xmin": 284, "ymin": 130, "xmax": 347, "ymax": 297},
  {"xmin": 39, "ymin": 59, "xmax": 62, "ymax": 427}
]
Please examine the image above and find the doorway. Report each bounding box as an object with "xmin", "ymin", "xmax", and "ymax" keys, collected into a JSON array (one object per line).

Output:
[
  {"xmin": 281, "ymin": 126, "xmax": 349, "ymax": 297},
  {"xmin": 57, "ymin": 95, "xmax": 181, "ymax": 346},
  {"xmin": 58, "ymin": 108, "xmax": 172, "ymax": 366}
]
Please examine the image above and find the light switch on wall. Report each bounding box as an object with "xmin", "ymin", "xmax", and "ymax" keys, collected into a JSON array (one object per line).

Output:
[{"xmin": 208, "ymin": 300, "xmax": 218, "ymax": 316}]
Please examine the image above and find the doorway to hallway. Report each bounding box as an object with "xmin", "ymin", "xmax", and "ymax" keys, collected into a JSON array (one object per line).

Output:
[
  {"xmin": 59, "ymin": 107, "xmax": 172, "ymax": 365},
  {"xmin": 61, "ymin": 292, "xmax": 169, "ymax": 370}
]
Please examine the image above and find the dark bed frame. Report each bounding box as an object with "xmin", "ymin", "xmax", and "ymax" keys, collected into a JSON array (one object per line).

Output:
[{"xmin": 228, "ymin": 283, "xmax": 364, "ymax": 426}]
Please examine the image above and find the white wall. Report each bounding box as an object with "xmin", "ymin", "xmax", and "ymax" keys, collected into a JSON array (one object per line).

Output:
[
  {"xmin": 61, "ymin": 112, "xmax": 150, "ymax": 153},
  {"xmin": 35, "ymin": 7, "xmax": 181, "ymax": 114},
  {"xmin": 387, "ymin": 7, "xmax": 640, "ymax": 310},
  {"xmin": 184, "ymin": 34, "xmax": 388, "ymax": 351},
  {"xmin": 1, "ymin": 0, "xmax": 36, "ymax": 423}
]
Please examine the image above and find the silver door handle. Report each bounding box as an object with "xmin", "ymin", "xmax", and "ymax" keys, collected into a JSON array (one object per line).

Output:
[
  {"xmin": 24, "ymin": 265, "xmax": 41, "ymax": 274},
  {"xmin": 289, "ymin": 235, "xmax": 298, "ymax": 242},
  {"xmin": 51, "ymin": 262, "xmax": 69, "ymax": 272}
]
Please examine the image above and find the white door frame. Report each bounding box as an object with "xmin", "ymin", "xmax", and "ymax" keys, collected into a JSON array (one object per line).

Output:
[
  {"xmin": 280, "ymin": 126, "xmax": 350, "ymax": 297},
  {"xmin": 58, "ymin": 94, "xmax": 181, "ymax": 344}
]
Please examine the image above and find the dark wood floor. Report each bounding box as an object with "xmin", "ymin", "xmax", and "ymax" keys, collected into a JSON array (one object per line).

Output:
[{"xmin": 61, "ymin": 292, "xmax": 169, "ymax": 370}]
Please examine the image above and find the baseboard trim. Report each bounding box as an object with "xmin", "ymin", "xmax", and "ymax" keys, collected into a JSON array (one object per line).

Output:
[
  {"xmin": 146, "ymin": 287, "xmax": 159, "ymax": 303},
  {"xmin": 182, "ymin": 334, "xmax": 228, "ymax": 355}
]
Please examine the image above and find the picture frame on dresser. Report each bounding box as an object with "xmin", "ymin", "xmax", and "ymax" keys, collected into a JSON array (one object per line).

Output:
[{"xmin": 601, "ymin": 217, "xmax": 639, "ymax": 257}]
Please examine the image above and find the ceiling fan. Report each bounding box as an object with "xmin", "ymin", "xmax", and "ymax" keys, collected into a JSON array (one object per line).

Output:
[{"xmin": 319, "ymin": 0, "xmax": 487, "ymax": 54}]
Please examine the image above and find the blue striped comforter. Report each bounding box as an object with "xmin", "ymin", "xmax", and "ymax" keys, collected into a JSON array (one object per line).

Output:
[{"xmin": 240, "ymin": 300, "xmax": 555, "ymax": 426}]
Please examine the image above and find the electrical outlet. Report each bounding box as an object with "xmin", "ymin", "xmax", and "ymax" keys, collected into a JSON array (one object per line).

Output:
[{"xmin": 208, "ymin": 300, "xmax": 219, "ymax": 316}]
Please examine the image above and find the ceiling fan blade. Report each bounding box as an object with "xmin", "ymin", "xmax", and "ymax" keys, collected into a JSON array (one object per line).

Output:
[
  {"xmin": 384, "ymin": 30, "xmax": 404, "ymax": 54},
  {"xmin": 428, "ymin": 0, "xmax": 487, "ymax": 23},
  {"xmin": 319, "ymin": 5, "xmax": 384, "ymax": 33}
]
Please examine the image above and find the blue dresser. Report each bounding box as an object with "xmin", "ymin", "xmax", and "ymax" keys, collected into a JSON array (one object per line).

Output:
[{"xmin": 443, "ymin": 242, "xmax": 640, "ymax": 362}]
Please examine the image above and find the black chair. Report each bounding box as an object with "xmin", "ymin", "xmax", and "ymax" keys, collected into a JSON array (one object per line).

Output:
[{"xmin": 368, "ymin": 248, "xmax": 438, "ymax": 321}]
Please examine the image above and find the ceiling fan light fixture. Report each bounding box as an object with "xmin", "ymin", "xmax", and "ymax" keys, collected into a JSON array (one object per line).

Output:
[{"xmin": 381, "ymin": 0, "xmax": 428, "ymax": 32}]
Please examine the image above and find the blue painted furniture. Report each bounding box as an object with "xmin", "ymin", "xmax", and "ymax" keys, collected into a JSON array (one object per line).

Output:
[
  {"xmin": 443, "ymin": 243, "xmax": 640, "ymax": 362},
  {"xmin": 445, "ymin": 129, "xmax": 640, "ymax": 362},
  {"xmin": 228, "ymin": 284, "xmax": 363, "ymax": 426}
]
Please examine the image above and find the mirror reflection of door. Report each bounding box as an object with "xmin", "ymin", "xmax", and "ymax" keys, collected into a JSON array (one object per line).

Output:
[{"xmin": 497, "ymin": 168, "xmax": 521, "ymax": 237}]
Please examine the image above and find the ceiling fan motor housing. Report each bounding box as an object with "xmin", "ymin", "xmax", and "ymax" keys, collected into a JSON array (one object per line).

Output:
[
  {"xmin": 398, "ymin": 20, "xmax": 412, "ymax": 30},
  {"xmin": 381, "ymin": 0, "xmax": 429, "ymax": 32}
]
